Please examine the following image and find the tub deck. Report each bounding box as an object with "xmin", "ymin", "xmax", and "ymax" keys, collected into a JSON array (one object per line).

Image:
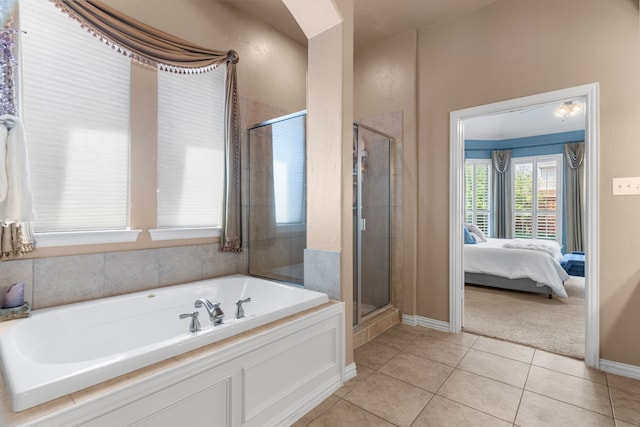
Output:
[
  {"xmin": 0, "ymin": 275, "xmax": 329, "ymax": 414},
  {"xmin": 0, "ymin": 300, "xmax": 343, "ymax": 427}
]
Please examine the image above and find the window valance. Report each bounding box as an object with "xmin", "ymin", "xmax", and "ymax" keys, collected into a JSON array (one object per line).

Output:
[{"xmin": 51, "ymin": 0, "xmax": 242, "ymax": 251}]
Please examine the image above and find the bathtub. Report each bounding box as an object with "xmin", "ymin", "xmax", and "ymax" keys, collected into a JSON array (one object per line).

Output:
[{"xmin": 0, "ymin": 274, "xmax": 329, "ymax": 412}]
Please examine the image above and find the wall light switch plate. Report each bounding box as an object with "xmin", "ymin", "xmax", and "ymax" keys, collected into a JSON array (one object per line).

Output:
[{"xmin": 612, "ymin": 177, "xmax": 640, "ymax": 195}]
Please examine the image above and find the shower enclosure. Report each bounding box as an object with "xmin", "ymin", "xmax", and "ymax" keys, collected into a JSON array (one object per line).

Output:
[
  {"xmin": 353, "ymin": 123, "xmax": 392, "ymax": 326},
  {"xmin": 247, "ymin": 113, "xmax": 392, "ymax": 325},
  {"xmin": 247, "ymin": 111, "xmax": 306, "ymax": 285}
]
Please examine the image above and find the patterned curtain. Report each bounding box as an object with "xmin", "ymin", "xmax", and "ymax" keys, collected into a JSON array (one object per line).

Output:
[
  {"xmin": 564, "ymin": 142, "xmax": 585, "ymax": 253},
  {"xmin": 0, "ymin": 1, "xmax": 36, "ymax": 259},
  {"xmin": 491, "ymin": 150, "xmax": 513, "ymax": 239},
  {"xmin": 52, "ymin": 0, "xmax": 243, "ymax": 251}
]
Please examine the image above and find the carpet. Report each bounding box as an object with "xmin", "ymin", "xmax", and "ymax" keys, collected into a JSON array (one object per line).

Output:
[{"xmin": 463, "ymin": 276, "xmax": 585, "ymax": 359}]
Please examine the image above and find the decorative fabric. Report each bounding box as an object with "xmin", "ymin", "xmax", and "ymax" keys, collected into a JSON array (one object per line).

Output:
[
  {"xmin": 0, "ymin": 6, "xmax": 35, "ymax": 259},
  {"xmin": 220, "ymin": 58, "xmax": 243, "ymax": 252},
  {"xmin": 51, "ymin": 0, "xmax": 243, "ymax": 251},
  {"xmin": 52, "ymin": 0, "xmax": 229, "ymax": 73},
  {"xmin": 564, "ymin": 142, "xmax": 585, "ymax": 252},
  {"xmin": 0, "ymin": 223, "xmax": 34, "ymax": 260},
  {"xmin": 491, "ymin": 150, "xmax": 513, "ymax": 239}
]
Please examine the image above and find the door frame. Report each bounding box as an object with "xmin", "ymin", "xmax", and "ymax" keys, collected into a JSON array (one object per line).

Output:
[{"xmin": 449, "ymin": 83, "xmax": 600, "ymax": 368}]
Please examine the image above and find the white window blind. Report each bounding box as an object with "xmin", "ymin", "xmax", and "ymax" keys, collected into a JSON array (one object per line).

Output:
[
  {"xmin": 272, "ymin": 115, "xmax": 305, "ymax": 225},
  {"xmin": 512, "ymin": 154, "xmax": 563, "ymax": 242},
  {"xmin": 20, "ymin": 0, "xmax": 131, "ymax": 233},
  {"xmin": 157, "ymin": 68, "xmax": 225, "ymax": 228},
  {"xmin": 464, "ymin": 159, "xmax": 491, "ymax": 235}
]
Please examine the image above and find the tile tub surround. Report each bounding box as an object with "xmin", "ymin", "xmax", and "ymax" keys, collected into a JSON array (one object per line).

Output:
[
  {"xmin": 304, "ymin": 248, "xmax": 341, "ymax": 300},
  {"xmin": 0, "ymin": 244, "xmax": 247, "ymax": 310},
  {"xmin": 293, "ymin": 324, "xmax": 640, "ymax": 427}
]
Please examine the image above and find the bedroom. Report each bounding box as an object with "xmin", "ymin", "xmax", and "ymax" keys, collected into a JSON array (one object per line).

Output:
[{"xmin": 461, "ymin": 97, "xmax": 587, "ymax": 358}]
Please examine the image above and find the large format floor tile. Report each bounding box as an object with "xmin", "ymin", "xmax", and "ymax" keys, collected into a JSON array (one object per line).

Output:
[
  {"xmin": 609, "ymin": 386, "xmax": 640, "ymax": 426},
  {"xmin": 532, "ymin": 350, "xmax": 606, "ymax": 384},
  {"xmin": 307, "ymin": 399, "xmax": 395, "ymax": 427},
  {"xmin": 525, "ymin": 365, "xmax": 612, "ymax": 416},
  {"xmin": 412, "ymin": 395, "xmax": 511, "ymax": 427},
  {"xmin": 457, "ymin": 348, "xmax": 530, "ymax": 388},
  {"xmin": 515, "ymin": 390, "xmax": 615, "ymax": 427},
  {"xmin": 404, "ymin": 338, "xmax": 469, "ymax": 367},
  {"xmin": 471, "ymin": 336, "xmax": 535, "ymax": 363},
  {"xmin": 437, "ymin": 369, "xmax": 522, "ymax": 423},
  {"xmin": 378, "ymin": 352, "xmax": 453, "ymax": 393},
  {"xmin": 354, "ymin": 340, "xmax": 399, "ymax": 370},
  {"xmin": 343, "ymin": 372, "xmax": 432, "ymax": 427},
  {"xmin": 292, "ymin": 324, "xmax": 640, "ymax": 427}
]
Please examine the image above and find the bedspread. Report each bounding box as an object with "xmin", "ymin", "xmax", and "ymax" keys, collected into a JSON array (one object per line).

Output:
[{"xmin": 464, "ymin": 238, "xmax": 569, "ymax": 298}]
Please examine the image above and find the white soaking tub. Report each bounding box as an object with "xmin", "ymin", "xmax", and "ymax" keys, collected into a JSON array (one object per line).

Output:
[{"xmin": 0, "ymin": 274, "xmax": 329, "ymax": 412}]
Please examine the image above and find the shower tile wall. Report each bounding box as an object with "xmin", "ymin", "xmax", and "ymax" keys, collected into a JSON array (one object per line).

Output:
[{"xmin": 358, "ymin": 111, "xmax": 403, "ymax": 312}]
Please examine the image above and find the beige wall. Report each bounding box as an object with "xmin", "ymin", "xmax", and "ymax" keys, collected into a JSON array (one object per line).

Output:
[
  {"xmin": 354, "ymin": 30, "xmax": 418, "ymax": 316},
  {"xmin": 417, "ymin": 0, "xmax": 640, "ymax": 365},
  {"xmin": 22, "ymin": 0, "xmax": 307, "ymax": 260},
  {"xmin": 305, "ymin": 0, "xmax": 355, "ymax": 365}
]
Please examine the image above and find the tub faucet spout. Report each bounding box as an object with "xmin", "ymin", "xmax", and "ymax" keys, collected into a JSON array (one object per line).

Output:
[{"xmin": 195, "ymin": 298, "xmax": 224, "ymax": 326}]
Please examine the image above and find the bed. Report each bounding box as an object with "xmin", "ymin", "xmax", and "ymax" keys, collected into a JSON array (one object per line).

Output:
[{"xmin": 464, "ymin": 238, "xmax": 569, "ymax": 298}]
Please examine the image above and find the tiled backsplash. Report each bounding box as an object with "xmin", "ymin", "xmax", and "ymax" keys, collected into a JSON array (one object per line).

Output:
[{"xmin": 0, "ymin": 245, "xmax": 247, "ymax": 309}]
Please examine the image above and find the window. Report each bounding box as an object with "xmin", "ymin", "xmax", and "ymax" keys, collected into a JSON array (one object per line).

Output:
[
  {"xmin": 21, "ymin": 0, "xmax": 132, "ymax": 241},
  {"xmin": 156, "ymin": 67, "xmax": 226, "ymax": 235},
  {"xmin": 272, "ymin": 115, "xmax": 306, "ymax": 225},
  {"xmin": 512, "ymin": 154, "xmax": 563, "ymax": 241},
  {"xmin": 465, "ymin": 159, "xmax": 491, "ymax": 235}
]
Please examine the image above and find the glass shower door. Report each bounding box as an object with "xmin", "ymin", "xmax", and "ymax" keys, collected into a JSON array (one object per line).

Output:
[
  {"xmin": 353, "ymin": 124, "xmax": 391, "ymax": 324},
  {"xmin": 247, "ymin": 112, "xmax": 306, "ymax": 285}
]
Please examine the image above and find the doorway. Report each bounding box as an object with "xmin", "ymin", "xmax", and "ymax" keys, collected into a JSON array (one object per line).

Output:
[{"xmin": 449, "ymin": 83, "xmax": 600, "ymax": 368}]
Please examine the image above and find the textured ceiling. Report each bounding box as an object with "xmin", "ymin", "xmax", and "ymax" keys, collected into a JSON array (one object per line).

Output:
[{"xmin": 223, "ymin": 0, "xmax": 498, "ymax": 49}]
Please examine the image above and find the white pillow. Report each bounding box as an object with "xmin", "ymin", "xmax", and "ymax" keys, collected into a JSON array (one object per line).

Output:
[{"xmin": 466, "ymin": 223, "xmax": 487, "ymax": 242}]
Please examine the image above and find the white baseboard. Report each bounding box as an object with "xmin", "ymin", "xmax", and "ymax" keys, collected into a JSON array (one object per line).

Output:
[
  {"xmin": 402, "ymin": 314, "xmax": 450, "ymax": 332},
  {"xmin": 600, "ymin": 359, "xmax": 640, "ymax": 381},
  {"xmin": 344, "ymin": 363, "xmax": 357, "ymax": 382}
]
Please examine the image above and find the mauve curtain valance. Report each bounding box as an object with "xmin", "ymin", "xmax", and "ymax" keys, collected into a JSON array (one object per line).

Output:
[{"xmin": 52, "ymin": 0, "xmax": 243, "ymax": 251}]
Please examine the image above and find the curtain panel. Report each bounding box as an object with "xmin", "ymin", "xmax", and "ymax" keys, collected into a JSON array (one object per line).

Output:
[
  {"xmin": 564, "ymin": 142, "xmax": 585, "ymax": 253},
  {"xmin": 0, "ymin": 6, "xmax": 35, "ymax": 259},
  {"xmin": 491, "ymin": 149, "xmax": 512, "ymax": 239},
  {"xmin": 52, "ymin": 0, "xmax": 243, "ymax": 251}
]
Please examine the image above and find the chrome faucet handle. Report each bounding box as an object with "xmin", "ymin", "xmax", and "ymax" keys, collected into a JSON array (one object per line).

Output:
[
  {"xmin": 235, "ymin": 297, "xmax": 251, "ymax": 319},
  {"xmin": 179, "ymin": 311, "xmax": 201, "ymax": 333},
  {"xmin": 211, "ymin": 302, "xmax": 225, "ymax": 326}
]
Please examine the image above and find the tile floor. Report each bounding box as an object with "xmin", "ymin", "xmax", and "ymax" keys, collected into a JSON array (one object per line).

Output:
[{"xmin": 292, "ymin": 324, "xmax": 640, "ymax": 427}]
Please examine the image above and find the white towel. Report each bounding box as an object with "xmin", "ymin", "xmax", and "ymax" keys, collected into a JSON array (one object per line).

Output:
[
  {"xmin": 0, "ymin": 114, "xmax": 36, "ymax": 225},
  {"xmin": 0, "ymin": 123, "xmax": 7, "ymax": 201}
]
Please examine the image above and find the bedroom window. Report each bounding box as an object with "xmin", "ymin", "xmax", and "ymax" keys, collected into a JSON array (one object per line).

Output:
[
  {"xmin": 512, "ymin": 154, "xmax": 563, "ymax": 242},
  {"xmin": 464, "ymin": 159, "xmax": 491, "ymax": 234}
]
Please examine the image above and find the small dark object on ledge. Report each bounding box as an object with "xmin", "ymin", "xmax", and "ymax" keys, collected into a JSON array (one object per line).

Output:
[{"xmin": 0, "ymin": 302, "xmax": 30, "ymax": 322}]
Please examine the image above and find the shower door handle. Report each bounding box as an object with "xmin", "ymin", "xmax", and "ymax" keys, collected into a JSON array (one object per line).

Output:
[{"xmin": 361, "ymin": 218, "xmax": 366, "ymax": 231}]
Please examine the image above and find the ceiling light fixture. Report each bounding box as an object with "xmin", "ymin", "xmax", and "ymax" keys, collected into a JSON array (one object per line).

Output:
[{"xmin": 555, "ymin": 101, "xmax": 582, "ymax": 121}]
